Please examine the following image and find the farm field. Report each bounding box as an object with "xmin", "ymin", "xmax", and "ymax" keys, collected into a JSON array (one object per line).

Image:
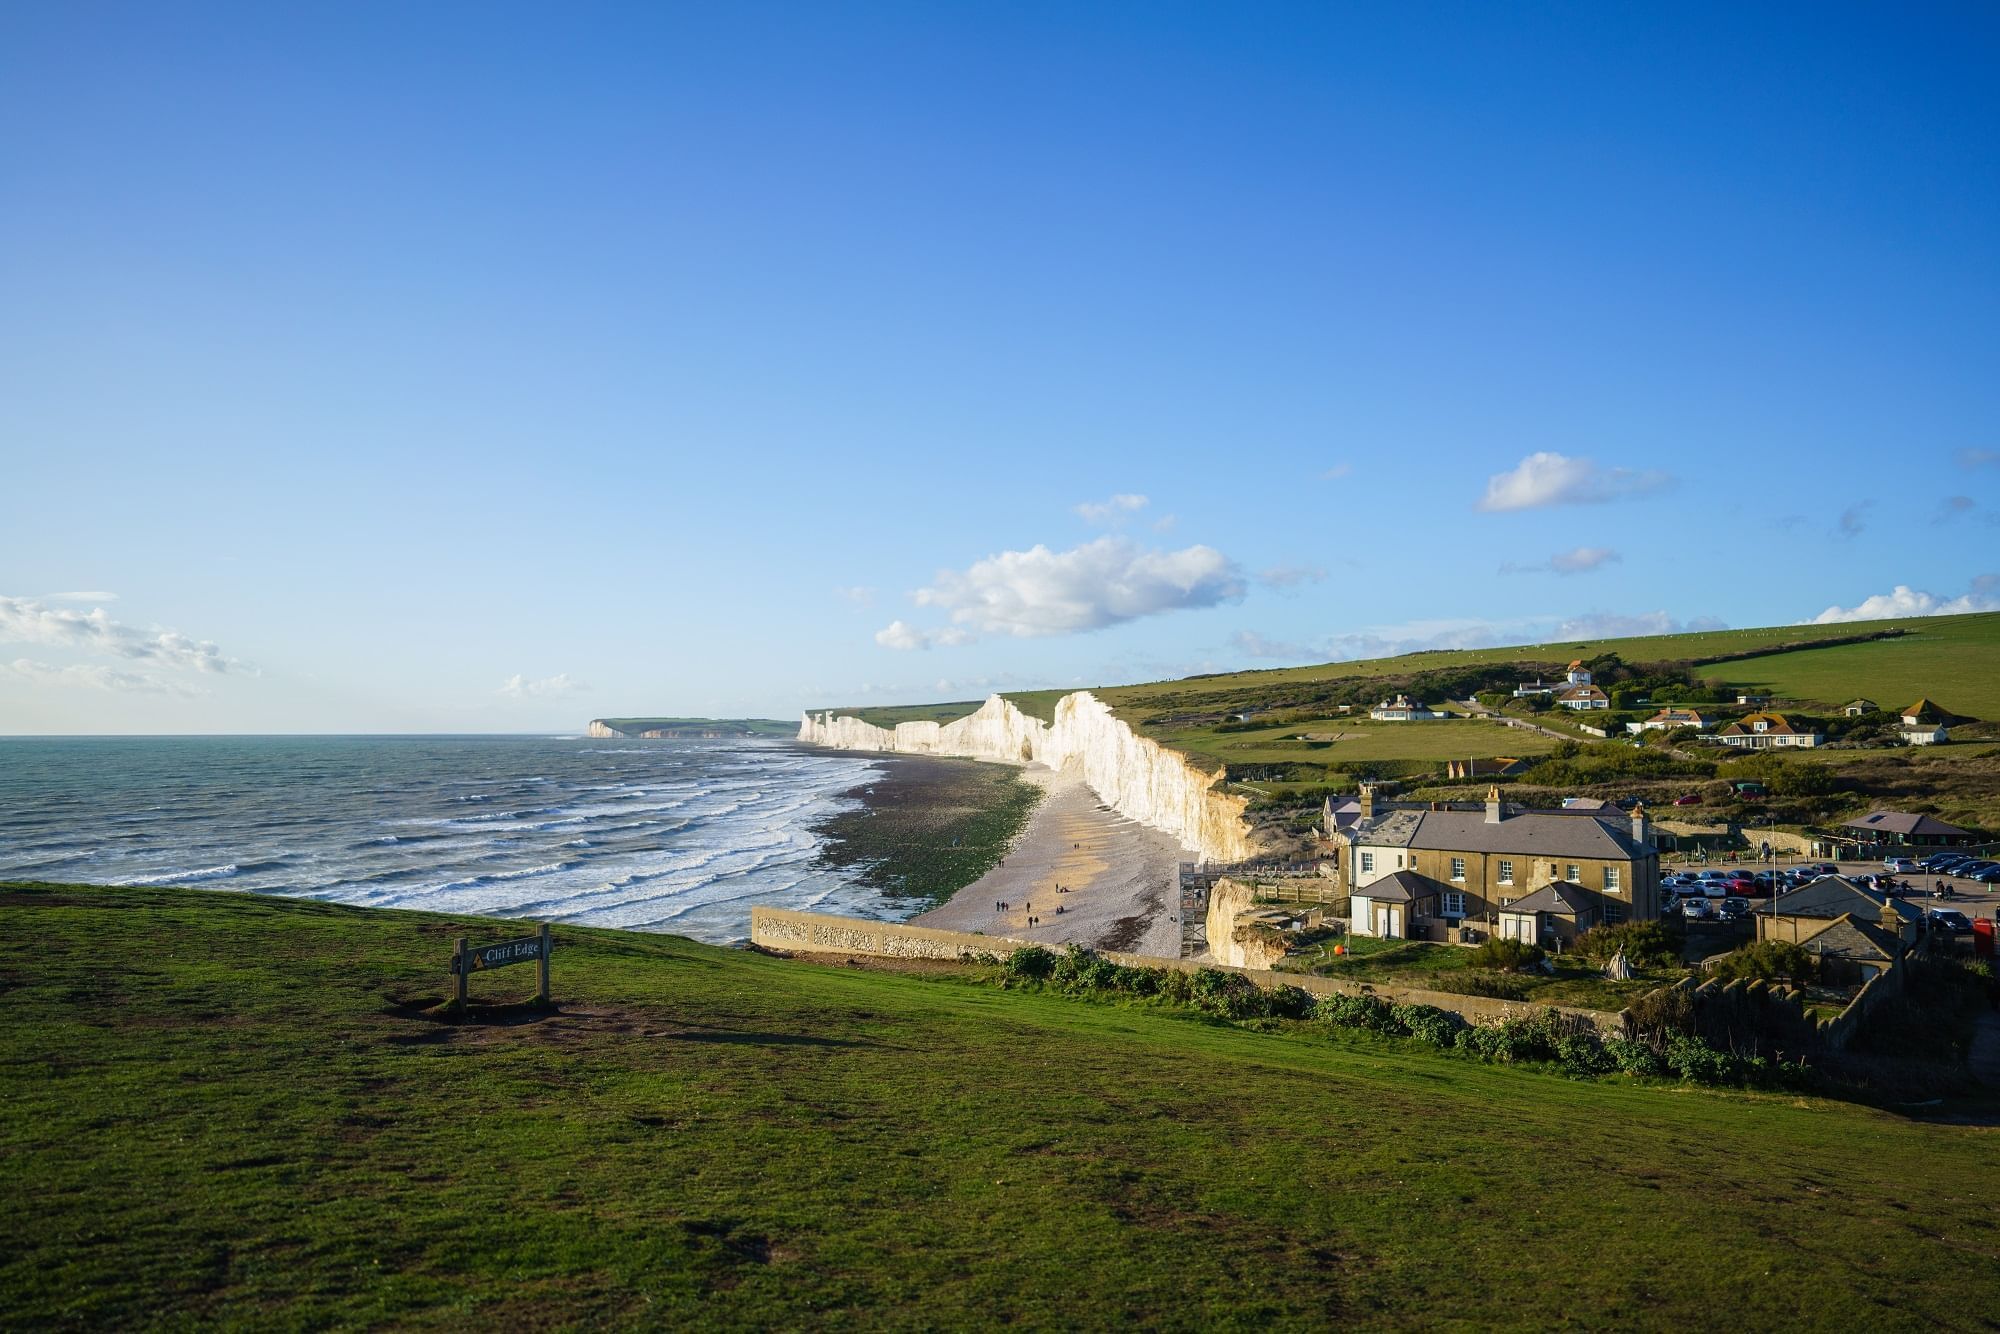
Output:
[
  {"xmin": 6, "ymin": 882, "xmax": 1999, "ymax": 1329},
  {"xmin": 1141, "ymin": 715, "xmax": 1561, "ymax": 771},
  {"xmin": 1724, "ymin": 613, "xmax": 2000, "ymax": 719}
]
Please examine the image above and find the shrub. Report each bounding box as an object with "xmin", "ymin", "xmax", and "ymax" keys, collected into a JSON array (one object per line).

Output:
[
  {"xmin": 1556, "ymin": 1033, "xmax": 1612, "ymax": 1077},
  {"xmin": 1604, "ymin": 1037, "xmax": 1667, "ymax": 1076},
  {"xmin": 1190, "ymin": 967, "xmax": 1269, "ymax": 1020},
  {"xmin": 1004, "ymin": 945, "xmax": 1058, "ymax": 981},
  {"xmin": 1708, "ymin": 940, "xmax": 1816, "ymax": 985},
  {"xmin": 1625, "ymin": 984, "xmax": 1696, "ymax": 1038},
  {"xmin": 1663, "ymin": 1033, "xmax": 1739, "ymax": 1084},
  {"xmin": 1267, "ymin": 985, "xmax": 1317, "ymax": 1021},
  {"xmin": 1315, "ymin": 992, "xmax": 1402, "ymax": 1034},
  {"xmin": 1392, "ymin": 1002, "xmax": 1462, "ymax": 1047},
  {"xmin": 1469, "ymin": 938, "xmax": 1546, "ymax": 972},
  {"xmin": 1574, "ymin": 920, "xmax": 1681, "ymax": 968}
]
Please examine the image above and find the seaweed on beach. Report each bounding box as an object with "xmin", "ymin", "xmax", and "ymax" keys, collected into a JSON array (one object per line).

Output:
[{"xmin": 812, "ymin": 756, "xmax": 1043, "ymax": 907}]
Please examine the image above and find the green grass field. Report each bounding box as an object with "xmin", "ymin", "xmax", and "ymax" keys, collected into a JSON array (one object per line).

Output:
[
  {"xmin": 1141, "ymin": 715, "xmax": 1561, "ymax": 771},
  {"xmin": 6, "ymin": 882, "xmax": 1998, "ymax": 1328},
  {"xmin": 1724, "ymin": 613, "xmax": 2000, "ymax": 719}
]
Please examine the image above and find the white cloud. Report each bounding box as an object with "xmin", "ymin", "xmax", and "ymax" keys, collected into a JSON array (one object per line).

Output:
[
  {"xmin": 1555, "ymin": 611, "xmax": 1728, "ymax": 638},
  {"xmin": 1475, "ymin": 452, "xmax": 1671, "ymax": 512},
  {"xmin": 1257, "ymin": 563, "xmax": 1328, "ymax": 589},
  {"xmin": 1809, "ymin": 577, "xmax": 2000, "ymax": 624},
  {"xmin": 873, "ymin": 620, "xmax": 973, "ymax": 651},
  {"xmin": 497, "ymin": 673, "xmax": 589, "ymax": 698},
  {"xmin": 909, "ymin": 536, "xmax": 1246, "ymax": 640},
  {"xmin": 6, "ymin": 658, "xmax": 199, "ymax": 695},
  {"xmin": 1074, "ymin": 492, "xmax": 1149, "ymax": 523},
  {"xmin": 1501, "ymin": 546, "xmax": 1622, "ymax": 576},
  {"xmin": 1320, "ymin": 463, "xmax": 1353, "ymax": 481},
  {"xmin": 1151, "ymin": 513, "xmax": 1179, "ymax": 534},
  {"xmin": 836, "ymin": 585, "xmax": 877, "ymax": 607},
  {"xmin": 1958, "ymin": 448, "xmax": 1999, "ymax": 470},
  {"xmin": 39, "ymin": 590, "xmax": 119, "ymax": 603},
  {"xmin": 0, "ymin": 596, "xmax": 243, "ymax": 674}
]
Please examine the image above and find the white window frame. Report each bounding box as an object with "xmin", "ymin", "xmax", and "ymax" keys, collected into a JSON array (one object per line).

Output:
[
  {"xmin": 1498, "ymin": 859, "xmax": 1514, "ymax": 885},
  {"xmin": 1360, "ymin": 851, "xmax": 1374, "ymax": 875},
  {"xmin": 1450, "ymin": 857, "xmax": 1466, "ymax": 882},
  {"xmin": 1605, "ymin": 865, "xmax": 1622, "ymax": 894},
  {"xmin": 1442, "ymin": 891, "xmax": 1466, "ymax": 916},
  {"xmin": 1567, "ymin": 864, "xmax": 1581, "ymax": 883}
]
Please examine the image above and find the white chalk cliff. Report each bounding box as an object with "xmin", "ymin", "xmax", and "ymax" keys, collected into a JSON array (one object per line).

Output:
[
  {"xmin": 586, "ymin": 720, "xmax": 623, "ymax": 738},
  {"xmin": 798, "ymin": 692, "xmax": 1253, "ymax": 863}
]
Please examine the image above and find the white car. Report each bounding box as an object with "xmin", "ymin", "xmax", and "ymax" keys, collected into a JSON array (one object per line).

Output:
[
  {"xmin": 1681, "ymin": 899, "xmax": 1713, "ymax": 920},
  {"xmin": 1884, "ymin": 857, "xmax": 1920, "ymax": 874}
]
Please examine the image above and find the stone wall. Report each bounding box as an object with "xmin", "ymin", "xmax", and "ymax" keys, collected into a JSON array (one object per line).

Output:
[{"xmin": 749, "ymin": 906, "xmax": 1624, "ymax": 1035}]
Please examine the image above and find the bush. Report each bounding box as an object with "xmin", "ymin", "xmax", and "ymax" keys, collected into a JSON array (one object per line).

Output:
[
  {"xmin": 1004, "ymin": 946, "xmax": 1058, "ymax": 981},
  {"xmin": 1393, "ymin": 1002, "xmax": 1463, "ymax": 1047},
  {"xmin": 1469, "ymin": 938, "xmax": 1546, "ymax": 972},
  {"xmin": 1604, "ymin": 1037, "xmax": 1668, "ymax": 1076},
  {"xmin": 1574, "ymin": 920, "xmax": 1681, "ymax": 968},
  {"xmin": 1708, "ymin": 940, "xmax": 1816, "ymax": 985},
  {"xmin": 1428, "ymin": 970, "xmax": 1531, "ymax": 1000},
  {"xmin": 1625, "ymin": 984, "xmax": 1696, "ymax": 1038},
  {"xmin": 1267, "ymin": 985, "xmax": 1317, "ymax": 1021},
  {"xmin": 1315, "ymin": 992, "xmax": 1402, "ymax": 1034},
  {"xmin": 1190, "ymin": 967, "xmax": 1269, "ymax": 1019},
  {"xmin": 1556, "ymin": 1033, "xmax": 1612, "ymax": 1078},
  {"xmin": 1663, "ymin": 1033, "xmax": 1739, "ymax": 1084}
]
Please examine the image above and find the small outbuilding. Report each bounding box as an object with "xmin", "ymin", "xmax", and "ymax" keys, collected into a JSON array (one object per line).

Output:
[{"xmin": 1495, "ymin": 880, "xmax": 1607, "ymax": 946}]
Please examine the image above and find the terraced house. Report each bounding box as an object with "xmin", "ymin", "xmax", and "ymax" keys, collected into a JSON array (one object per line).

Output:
[{"xmin": 1340, "ymin": 785, "xmax": 1660, "ymax": 939}]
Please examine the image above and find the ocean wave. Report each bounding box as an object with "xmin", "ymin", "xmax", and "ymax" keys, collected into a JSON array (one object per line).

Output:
[{"xmin": 119, "ymin": 863, "xmax": 240, "ymax": 886}]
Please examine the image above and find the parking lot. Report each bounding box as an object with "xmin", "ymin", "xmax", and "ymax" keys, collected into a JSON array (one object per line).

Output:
[{"xmin": 1661, "ymin": 855, "xmax": 2000, "ymax": 929}]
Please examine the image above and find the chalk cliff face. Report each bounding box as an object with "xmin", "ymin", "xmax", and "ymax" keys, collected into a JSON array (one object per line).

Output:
[
  {"xmin": 586, "ymin": 720, "xmax": 623, "ymax": 738},
  {"xmin": 799, "ymin": 691, "xmax": 1252, "ymax": 863}
]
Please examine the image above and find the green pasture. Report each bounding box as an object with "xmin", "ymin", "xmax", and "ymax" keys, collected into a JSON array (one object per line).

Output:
[
  {"xmin": 1724, "ymin": 613, "xmax": 2000, "ymax": 719},
  {"xmin": 5, "ymin": 883, "xmax": 1998, "ymax": 1328}
]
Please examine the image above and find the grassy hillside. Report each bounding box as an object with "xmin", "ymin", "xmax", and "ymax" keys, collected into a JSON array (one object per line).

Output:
[
  {"xmin": 1140, "ymin": 714, "xmax": 1561, "ymax": 773},
  {"xmin": 6, "ymin": 882, "xmax": 1999, "ymax": 1328},
  {"xmin": 1724, "ymin": 613, "xmax": 2000, "ymax": 719}
]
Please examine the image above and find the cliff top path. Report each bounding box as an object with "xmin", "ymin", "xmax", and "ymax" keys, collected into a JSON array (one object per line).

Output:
[{"xmin": 915, "ymin": 765, "xmax": 1184, "ymax": 958}]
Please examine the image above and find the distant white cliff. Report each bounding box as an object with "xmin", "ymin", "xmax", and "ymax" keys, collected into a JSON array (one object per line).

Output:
[
  {"xmin": 799, "ymin": 692, "xmax": 1253, "ymax": 863},
  {"xmin": 586, "ymin": 720, "xmax": 623, "ymax": 738}
]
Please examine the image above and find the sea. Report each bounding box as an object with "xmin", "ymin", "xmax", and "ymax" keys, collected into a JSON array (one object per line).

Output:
[{"xmin": 0, "ymin": 734, "xmax": 898, "ymax": 944}]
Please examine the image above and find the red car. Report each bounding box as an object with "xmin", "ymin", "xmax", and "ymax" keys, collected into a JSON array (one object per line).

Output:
[{"xmin": 1672, "ymin": 793, "xmax": 1703, "ymax": 806}]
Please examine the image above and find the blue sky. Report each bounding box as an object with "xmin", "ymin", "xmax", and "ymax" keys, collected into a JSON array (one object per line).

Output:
[{"xmin": 3, "ymin": 2, "xmax": 1997, "ymax": 733}]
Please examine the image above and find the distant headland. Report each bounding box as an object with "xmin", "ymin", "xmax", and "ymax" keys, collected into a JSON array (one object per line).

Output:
[{"xmin": 585, "ymin": 717, "xmax": 796, "ymax": 739}]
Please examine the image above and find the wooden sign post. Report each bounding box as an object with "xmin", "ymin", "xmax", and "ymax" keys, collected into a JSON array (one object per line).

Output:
[{"xmin": 450, "ymin": 923, "xmax": 553, "ymax": 1006}]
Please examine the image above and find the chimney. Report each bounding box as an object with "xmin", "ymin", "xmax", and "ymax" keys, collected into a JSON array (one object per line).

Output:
[
  {"xmin": 1484, "ymin": 784, "xmax": 1503, "ymax": 824},
  {"xmin": 1631, "ymin": 801, "xmax": 1652, "ymax": 846},
  {"xmin": 1358, "ymin": 782, "xmax": 1376, "ymax": 821}
]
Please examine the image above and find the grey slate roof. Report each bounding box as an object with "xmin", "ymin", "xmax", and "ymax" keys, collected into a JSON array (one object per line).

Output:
[
  {"xmin": 1405, "ymin": 809, "xmax": 1652, "ymax": 861},
  {"xmin": 1347, "ymin": 808, "xmax": 1426, "ymax": 848},
  {"xmin": 1497, "ymin": 881, "xmax": 1601, "ymax": 916},
  {"xmin": 1769, "ymin": 876, "xmax": 1895, "ymax": 922},
  {"xmin": 1352, "ymin": 869, "xmax": 1446, "ymax": 904},
  {"xmin": 1797, "ymin": 913, "xmax": 1901, "ymax": 961},
  {"xmin": 1839, "ymin": 810, "xmax": 1972, "ymax": 839}
]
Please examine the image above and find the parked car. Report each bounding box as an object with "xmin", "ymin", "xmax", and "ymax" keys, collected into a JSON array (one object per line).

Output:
[
  {"xmin": 1885, "ymin": 857, "xmax": 1920, "ymax": 874},
  {"xmin": 1672, "ymin": 793, "xmax": 1703, "ymax": 806},
  {"xmin": 1929, "ymin": 909, "xmax": 1973, "ymax": 933},
  {"xmin": 1719, "ymin": 897, "xmax": 1751, "ymax": 920},
  {"xmin": 1922, "ymin": 853, "xmax": 1972, "ymax": 871},
  {"xmin": 1972, "ymin": 866, "xmax": 2000, "ymax": 884},
  {"xmin": 1681, "ymin": 899, "xmax": 1713, "ymax": 920}
]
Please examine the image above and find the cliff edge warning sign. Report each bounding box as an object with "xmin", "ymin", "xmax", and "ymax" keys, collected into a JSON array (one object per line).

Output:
[{"xmin": 449, "ymin": 924, "xmax": 552, "ymax": 1006}]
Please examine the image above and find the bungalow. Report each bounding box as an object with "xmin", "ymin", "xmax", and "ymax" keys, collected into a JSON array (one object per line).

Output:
[
  {"xmin": 1835, "ymin": 809, "xmax": 1976, "ymax": 850},
  {"xmin": 1628, "ymin": 706, "xmax": 1712, "ymax": 734},
  {"xmin": 1348, "ymin": 869, "xmax": 1444, "ymax": 939},
  {"xmin": 1369, "ymin": 695, "xmax": 1437, "ymax": 722},
  {"xmin": 1716, "ymin": 712, "xmax": 1822, "ymax": 749},
  {"xmin": 1515, "ymin": 660, "xmax": 1595, "ymax": 699},
  {"xmin": 1793, "ymin": 913, "xmax": 1903, "ymax": 987},
  {"xmin": 1555, "ymin": 683, "xmax": 1611, "ymax": 710},
  {"xmin": 1843, "ymin": 698, "xmax": 1877, "ymax": 717},
  {"xmin": 1495, "ymin": 880, "xmax": 1612, "ymax": 946},
  {"xmin": 1900, "ymin": 697, "xmax": 1951, "ymax": 727},
  {"xmin": 1902, "ymin": 723, "xmax": 1949, "ymax": 746},
  {"xmin": 1756, "ymin": 875, "xmax": 1925, "ymax": 948}
]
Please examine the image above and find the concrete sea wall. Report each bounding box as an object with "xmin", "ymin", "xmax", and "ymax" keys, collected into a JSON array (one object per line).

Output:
[
  {"xmin": 798, "ymin": 692, "xmax": 1252, "ymax": 863},
  {"xmin": 749, "ymin": 906, "xmax": 1622, "ymax": 1035}
]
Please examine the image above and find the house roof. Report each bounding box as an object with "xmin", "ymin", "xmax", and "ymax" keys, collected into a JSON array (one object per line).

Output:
[
  {"xmin": 1901, "ymin": 697, "xmax": 1945, "ymax": 721},
  {"xmin": 1567, "ymin": 659, "xmax": 1584, "ymax": 670},
  {"xmin": 1845, "ymin": 698, "xmax": 1877, "ymax": 708},
  {"xmin": 1557, "ymin": 684, "xmax": 1607, "ymax": 701},
  {"xmin": 1353, "ymin": 869, "xmax": 1446, "ymax": 904},
  {"xmin": 1649, "ymin": 707, "xmax": 1709, "ymax": 723},
  {"xmin": 1405, "ymin": 808, "xmax": 1653, "ymax": 860},
  {"xmin": 1718, "ymin": 712, "xmax": 1815, "ymax": 736},
  {"xmin": 1768, "ymin": 875, "xmax": 1920, "ymax": 925},
  {"xmin": 1348, "ymin": 808, "xmax": 1428, "ymax": 848},
  {"xmin": 1562, "ymin": 796, "xmax": 1610, "ymax": 811},
  {"xmin": 1498, "ymin": 880, "xmax": 1601, "ymax": 916},
  {"xmin": 1796, "ymin": 913, "xmax": 1901, "ymax": 962},
  {"xmin": 1838, "ymin": 810, "xmax": 1972, "ymax": 839}
]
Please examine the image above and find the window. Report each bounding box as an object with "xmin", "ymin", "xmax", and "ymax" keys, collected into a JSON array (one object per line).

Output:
[
  {"xmin": 1498, "ymin": 859, "xmax": 1514, "ymax": 885},
  {"xmin": 1442, "ymin": 892, "xmax": 1466, "ymax": 916},
  {"xmin": 1605, "ymin": 866, "xmax": 1622, "ymax": 894},
  {"xmin": 1360, "ymin": 851, "xmax": 1374, "ymax": 875},
  {"xmin": 1450, "ymin": 857, "xmax": 1466, "ymax": 881},
  {"xmin": 1604, "ymin": 906, "xmax": 1626, "ymax": 925},
  {"xmin": 1566, "ymin": 864, "xmax": 1581, "ymax": 882}
]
